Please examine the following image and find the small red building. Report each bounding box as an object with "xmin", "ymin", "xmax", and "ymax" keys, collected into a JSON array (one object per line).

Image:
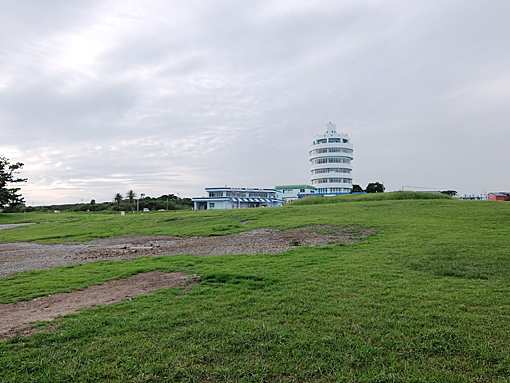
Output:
[{"xmin": 488, "ymin": 192, "xmax": 510, "ymax": 201}]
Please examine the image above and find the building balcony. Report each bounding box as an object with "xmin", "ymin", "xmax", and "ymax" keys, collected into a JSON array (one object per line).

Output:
[
  {"xmin": 309, "ymin": 142, "xmax": 354, "ymax": 151},
  {"xmin": 310, "ymin": 163, "xmax": 353, "ymax": 170},
  {"xmin": 310, "ymin": 180, "xmax": 353, "ymax": 186}
]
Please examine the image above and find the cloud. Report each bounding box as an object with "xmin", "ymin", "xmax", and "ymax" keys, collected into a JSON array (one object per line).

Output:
[{"xmin": 1, "ymin": 0, "xmax": 510, "ymax": 204}]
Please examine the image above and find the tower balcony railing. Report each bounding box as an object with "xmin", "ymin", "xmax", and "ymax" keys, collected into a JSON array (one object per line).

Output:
[
  {"xmin": 309, "ymin": 156, "xmax": 354, "ymax": 163},
  {"xmin": 310, "ymin": 180, "xmax": 354, "ymax": 186},
  {"xmin": 310, "ymin": 162, "xmax": 353, "ymax": 170},
  {"xmin": 308, "ymin": 146, "xmax": 354, "ymax": 157},
  {"xmin": 309, "ymin": 142, "xmax": 354, "ymax": 150},
  {"xmin": 310, "ymin": 173, "xmax": 353, "ymax": 180}
]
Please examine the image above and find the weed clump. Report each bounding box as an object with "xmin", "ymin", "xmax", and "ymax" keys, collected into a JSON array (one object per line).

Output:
[{"xmin": 289, "ymin": 238, "xmax": 301, "ymax": 246}]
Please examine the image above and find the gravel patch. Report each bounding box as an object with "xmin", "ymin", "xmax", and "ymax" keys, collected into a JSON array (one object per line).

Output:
[
  {"xmin": 0, "ymin": 225, "xmax": 378, "ymax": 278},
  {"xmin": 0, "ymin": 225, "xmax": 379, "ymax": 338},
  {"xmin": 0, "ymin": 223, "xmax": 36, "ymax": 230}
]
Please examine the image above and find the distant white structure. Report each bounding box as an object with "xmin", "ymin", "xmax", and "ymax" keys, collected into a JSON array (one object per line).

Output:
[
  {"xmin": 310, "ymin": 122, "xmax": 353, "ymax": 194},
  {"xmin": 192, "ymin": 187, "xmax": 283, "ymax": 210},
  {"xmin": 276, "ymin": 185, "xmax": 316, "ymax": 203}
]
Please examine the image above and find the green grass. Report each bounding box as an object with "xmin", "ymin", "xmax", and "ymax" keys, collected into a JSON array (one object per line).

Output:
[
  {"xmin": 1, "ymin": 193, "xmax": 510, "ymax": 381},
  {"xmin": 0, "ymin": 192, "xmax": 449, "ymax": 244},
  {"xmin": 290, "ymin": 190, "xmax": 452, "ymax": 205}
]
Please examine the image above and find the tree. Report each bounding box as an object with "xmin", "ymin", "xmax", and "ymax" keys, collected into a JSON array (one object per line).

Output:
[
  {"xmin": 113, "ymin": 193, "xmax": 124, "ymax": 210},
  {"xmin": 0, "ymin": 156, "xmax": 27, "ymax": 211},
  {"xmin": 365, "ymin": 182, "xmax": 385, "ymax": 193},
  {"xmin": 441, "ymin": 190, "xmax": 457, "ymax": 197},
  {"xmin": 126, "ymin": 190, "xmax": 137, "ymax": 205},
  {"xmin": 351, "ymin": 184, "xmax": 364, "ymax": 193}
]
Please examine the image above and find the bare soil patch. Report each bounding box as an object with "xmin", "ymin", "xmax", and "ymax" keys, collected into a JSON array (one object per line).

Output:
[
  {"xmin": 0, "ymin": 225, "xmax": 378, "ymax": 338},
  {"xmin": 0, "ymin": 225, "xmax": 377, "ymax": 278},
  {"xmin": 0, "ymin": 271, "xmax": 197, "ymax": 339},
  {"xmin": 0, "ymin": 223, "xmax": 36, "ymax": 230}
]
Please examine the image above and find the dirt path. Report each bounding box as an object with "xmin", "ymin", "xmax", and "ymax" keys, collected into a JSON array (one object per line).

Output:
[
  {"xmin": 0, "ymin": 271, "xmax": 197, "ymax": 338},
  {"xmin": 0, "ymin": 225, "xmax": 376, "ymax": 278}
]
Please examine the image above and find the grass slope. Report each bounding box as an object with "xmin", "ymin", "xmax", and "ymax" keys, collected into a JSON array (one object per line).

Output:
[{"xmin": 1, "ymin": 194, "xmax": 510, "ymax": 382}]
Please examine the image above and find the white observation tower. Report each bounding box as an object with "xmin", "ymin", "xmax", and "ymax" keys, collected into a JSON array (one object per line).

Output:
[{"xmin": 309, "ymin": 122, "xmax": 353, "ymax": 194}]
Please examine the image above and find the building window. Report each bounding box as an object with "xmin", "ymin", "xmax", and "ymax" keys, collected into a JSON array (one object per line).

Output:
[
  {"xmin": 209, "ymin": 202, "xmax": 215, "ymax": 208},
  {"xmin": 209, "ymin": 192, "xmax": 223, "ymax": 197},
  {"xmin": 311, "ymin": 158, "xmax": 351, "ymax": 165},
  {"xmin": 300, "ymin": 189, "xmax": 305, "ymax": 192},
  {"xmin": 328, "ymin": 187, "xmax": 351, "ymax": 193},
  {"xmin": 311, "ymin": 168, "xmax": 351, "ymax": 175},
  {"xmin": 226, "ymin": 191, "xmax": 246, "ymax": 197},
  {"xmin": 249, "ymin": 192, "xmax": 268, "ymax": 198},
  {"xmin": 312, "ymin": 179, "xmax": 328, "ymax": 184},
  {"xmin": 330, "ymin": 148, "xmax": 352, "ymax": 154},
  {"xmin": 312, "ymin": 178, "xmax": 353, "ymax": 185}
]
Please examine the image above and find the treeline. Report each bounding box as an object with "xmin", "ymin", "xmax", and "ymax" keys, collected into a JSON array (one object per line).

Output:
[
  {"xmin": 109, "ymin": 194, "xmax": 193, "ymax": 212},
  {"xmin": 24, "ymin": 194, "xmax": 193, "ymax": 213},
  {"xmin": 352, "ymin": 182, "xmax": 385, "ymax": 193}
]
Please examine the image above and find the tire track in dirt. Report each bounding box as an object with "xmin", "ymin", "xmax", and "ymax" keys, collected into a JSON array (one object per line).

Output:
[{"xmin": 0, "ymin": 271, "xmax": 198, "ymax": 338}]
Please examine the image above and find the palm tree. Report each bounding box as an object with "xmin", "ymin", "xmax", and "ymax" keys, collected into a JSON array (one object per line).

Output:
[
  {"xmin": 113, "ymin": 193, "xmax": 123, "ymax": 211},
  {"xmin": 126, "ymin": 190, "xmax": 137, "ymax": 205}
]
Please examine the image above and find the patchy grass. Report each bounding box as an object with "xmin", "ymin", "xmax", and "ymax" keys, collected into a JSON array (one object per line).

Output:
[{"xmin": 1, "ymin": 198, "xmax": 510, "ymax": 381}]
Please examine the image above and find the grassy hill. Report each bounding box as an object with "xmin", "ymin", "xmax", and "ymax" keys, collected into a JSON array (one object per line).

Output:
[{"xmin": 1, "ymin": 193, "xmax": 510, "ymax": 382}]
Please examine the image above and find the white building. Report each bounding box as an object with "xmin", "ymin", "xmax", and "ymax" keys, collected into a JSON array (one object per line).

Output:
[
  {"xmin": 192, "ymin": 187, "xmax": 283, "ymax": 210},
  {"xmin": 276, "ymin": 185, "xmax": 316, "ymax": 203},
  {"xmin": 310, "ymin": 122, "xmax": 353, "ymax": 194}
]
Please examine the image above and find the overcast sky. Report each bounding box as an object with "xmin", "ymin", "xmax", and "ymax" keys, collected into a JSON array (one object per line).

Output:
[{"xmin": 1, "ymin": 0, "xmax": 509, "ymax": 204}]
